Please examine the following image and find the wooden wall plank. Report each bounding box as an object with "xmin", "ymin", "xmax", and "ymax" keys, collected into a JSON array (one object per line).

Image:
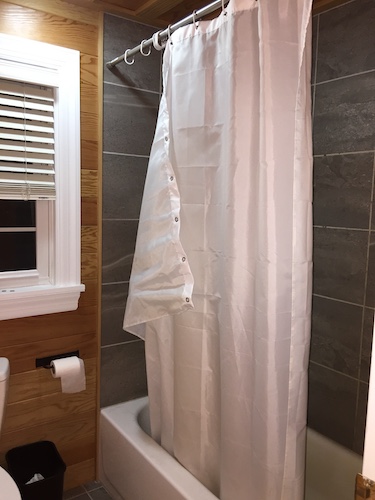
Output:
[
  {"xmin": 82, "ymin": 197, "xmax": 98, "ymax": 226},
  {"xmin": 0, "ymin": 307, "xmax": 97, "ymax": 347},
  {"xmin": 0, "ymin": 410, "xmax": 96, "ymax": 465},
  {"xmin": 356, "ymin": 473, "xmax": 375, "ymax": 500},
  {"xmin": 8, "ymin": 358, "xmax": 96, "ymax": 404},
  {"xmin": 81, "ymin": 109, "xmax": 100, "ymax": 142},
  {"xmin": 155, "ymin": 0, "xmax": 212, "ymax": 24},
  {"xmin": 136, "ymin": 0, "xmax": 183, "ymax": 18},
  {"xmin": 82, "ymin": 253, "xmax": 99, "ymax": 280},
  {"xmin": 1, "ymin": 0, "xmax": 100, "ymax": 25},
  {"xmin": 82, "ymin": 170, "xmax": 98, "ymax": 198},
  {"xmin": 79, "ymin": 280, "xmax": 98, "ymax": 307},
  {"xmin": 63, "ymin": 437, "xmax": 96, "ymax": 468},
  {"xmin": 1, "ymin": 332, "xmax": 97, "ymax": 374},
  {"xmin": 65, "ymin": 0, "xmax": 153, "ymax": 25},
  {"xmin": 4, "ymin": 382, "xmax": 96, "ymax": 433},
  {"xmin": 81, "ymin": 54, "xmax": 99, "ymax": 93},
  {"xmin": 82, "ymin": 227, "xmax": 99, "ymax": 253},
  {"xmin": 82, "ymin": 139, "xmax": 99, "ymax": 170},
  {"xmin": 0, "ymin": 3, "xmax": 99, "ymax": 55},
  {"xmin": 65, "ymin": 459, "xmax": 96, "ymax": 491}
]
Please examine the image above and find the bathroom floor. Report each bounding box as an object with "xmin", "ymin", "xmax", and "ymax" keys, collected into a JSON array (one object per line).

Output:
[{"xmin": 63, "ymin": 480, "xmax": 115, "ymax": 500}]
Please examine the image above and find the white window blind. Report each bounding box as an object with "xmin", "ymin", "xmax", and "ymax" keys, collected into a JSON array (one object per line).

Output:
[{"xmin": 0, "ymin": 79, "xmax": 55, "ymax": 200}]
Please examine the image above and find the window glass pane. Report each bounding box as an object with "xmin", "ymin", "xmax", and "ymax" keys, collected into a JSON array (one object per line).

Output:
[
  {"xmin": 0, "ymin": 201, "xmax": 35, "ymax": 228},
  {"xmin": 0, "ymin": 232, "xmax": 36, "ymax": 271}
]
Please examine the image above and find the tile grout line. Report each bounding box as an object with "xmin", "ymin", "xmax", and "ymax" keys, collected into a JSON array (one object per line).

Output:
[
  {"xmin": 314, "ymin": 150, "xmax": 375, "ymax": 157},
  {"xmin": 313, "ymin": 225, "xmax": 370, "ymax": 232},
  {"xmin": 64, "ymin": 482, "xmax": 104, "ymax": 499},
  {"xmin": 103, "ymin": 80, "xmax": 160, "ymax": 95},
  {"xmin": 102, "ymin": 218, "xmax": 139, "ymax": 222},
  {"xmin": 313, "ymin": 293, "xmax": 375, "ymax": 310},
  {"xmin": 103, "ymin": 151, "xmax": 150, "ymax": 159},
  {"xmin": 313, "ymin": 68, "xmax": 375, "ymax": 87},
  {"xmin": 102, "ymin": 338, "xmax": 141, "ymax": 349},
  {"xmin": 102, "ymin": 280, "xmax": 129, "ymax": 286},
  {"xmin": 102, "ymin": 218, "xmax": 139, "ymax": 221},
  {"xmin": 84, "ymin": 484, "xmax": 102, "ymax": 493},
  {"xmin": 63, "ymin": 492, "xmax": 88, "ymax": 500},
  {"xmin": 313, "ymin": 0, "xmax": 356, "ymax": 16},
  {"xmin": 86, "ymin": 487, "xmax": 113, "ymax": 500},
  {"xmin": 309, "ymin": 360, "xmax": 368, "ymax": 384}
]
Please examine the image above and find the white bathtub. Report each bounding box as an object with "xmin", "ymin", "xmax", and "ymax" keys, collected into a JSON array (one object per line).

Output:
[
  {"xmin": 99, "ymin": 397, "xmax": 218, "ymax": 500},
  {"xmin": 100, "ymin": 396, "xmax": 362, "ymax": 500}
]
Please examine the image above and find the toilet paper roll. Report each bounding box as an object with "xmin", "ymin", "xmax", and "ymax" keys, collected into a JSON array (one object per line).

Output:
[{"xmin": 51, "ymin": 356, "xmax": 86, "ymax": 393}]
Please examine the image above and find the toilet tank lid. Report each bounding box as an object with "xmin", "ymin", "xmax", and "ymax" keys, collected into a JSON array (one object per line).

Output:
[{"xmin": 0, "ymin": 358, "xmax": 9, "ymax": 382}]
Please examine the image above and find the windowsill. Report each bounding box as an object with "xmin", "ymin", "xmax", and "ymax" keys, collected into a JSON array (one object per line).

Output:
[{"xmin": 0, "ymin": 284, "xmax": 85, "ymax": 321}]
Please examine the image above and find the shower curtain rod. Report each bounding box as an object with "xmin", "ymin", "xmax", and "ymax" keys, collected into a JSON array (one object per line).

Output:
[{"xmin": 106, "ymin": 0, "xmax": 230, "ymax": 68}]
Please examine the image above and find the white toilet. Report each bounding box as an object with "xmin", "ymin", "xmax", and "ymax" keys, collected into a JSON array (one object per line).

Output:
[{"xmin": 0, "ymin": 358, "xmax": 22, "ymax": 499}]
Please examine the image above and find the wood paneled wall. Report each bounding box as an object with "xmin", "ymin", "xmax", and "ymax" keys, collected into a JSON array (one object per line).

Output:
[{"xmin": 0, "ymin": 0, "xmax": 101, "ymax": 490}]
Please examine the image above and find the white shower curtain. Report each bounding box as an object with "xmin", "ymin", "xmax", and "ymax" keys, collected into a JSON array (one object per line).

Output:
[{"xmin": 124, "ymin": 0, "xmax": 313, "ymax": 498}]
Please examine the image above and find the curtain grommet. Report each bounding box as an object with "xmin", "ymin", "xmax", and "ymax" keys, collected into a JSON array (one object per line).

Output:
[{"xmin": 192, "ymin": 10, "xmax": 200, "ymax": 29}]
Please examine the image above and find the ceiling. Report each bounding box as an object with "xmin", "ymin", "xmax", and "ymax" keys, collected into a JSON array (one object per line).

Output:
[{"xmin": 66, "ymin": 0, "xmax": 348, "ymax": 27}]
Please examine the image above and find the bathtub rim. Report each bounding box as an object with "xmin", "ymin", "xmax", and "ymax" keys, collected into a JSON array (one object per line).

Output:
[{"xmin": 99, "ymin": 396, "xmax": 219, "ymax": 500}]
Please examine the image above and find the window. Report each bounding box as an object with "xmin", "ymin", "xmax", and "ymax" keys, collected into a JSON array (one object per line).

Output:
[
  {"xmin": 0, "ymin": 33, "xmax": 85, "ymax": 320},
  {"xmin": 0, "ymin": 200, "xmax": 36, "ymax": 273},
  {"xmin": 0, "ymin": 79, "xmax": 54, "ymax": 287}
]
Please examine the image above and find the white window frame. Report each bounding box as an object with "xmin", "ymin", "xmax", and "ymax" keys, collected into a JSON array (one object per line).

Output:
[{"xmin": 0, "ymin": 34, "xmax": 85, "ymax": 320}]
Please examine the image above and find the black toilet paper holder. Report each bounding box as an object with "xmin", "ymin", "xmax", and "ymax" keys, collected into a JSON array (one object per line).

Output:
[{"xmin": 35, "ymin": 351, "xmax": 80, "ymax": 370}]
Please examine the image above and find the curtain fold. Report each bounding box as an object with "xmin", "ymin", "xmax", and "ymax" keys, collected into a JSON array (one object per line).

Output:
[{"xmin": 124, "ymin": 0, "xmax": 313, "ymax": 498}]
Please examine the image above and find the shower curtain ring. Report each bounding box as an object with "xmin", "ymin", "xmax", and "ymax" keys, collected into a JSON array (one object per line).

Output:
[
  {"xmin": 152, "ymin": 31, "xmax": 166, "ymax": 51},
  {"xmin": 124, "ymin": 49, "xmax": 135, "ymax": 65},
  {"xmin": 221, "ymin": 0, "xmax": 227, "ymax": 15},
  {"xmin": 140, "ymin": 39, "xmax": 152, "ymax": 56},
  {"xmin": 192, "ymin": 10, "xmax": 199, "ymax": 29},
  {"xmin": 167, "ymin": 25, "xmax": 173, "ymax": 44}
]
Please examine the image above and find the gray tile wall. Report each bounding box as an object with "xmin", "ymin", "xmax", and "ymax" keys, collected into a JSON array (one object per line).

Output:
[
  {"xmin": 309, "ymin": 0, "xmax": 375, "ymax": 455},
  {"xmin": 101, "ymin": 14, "xmax": 161, "ymax": 408}
]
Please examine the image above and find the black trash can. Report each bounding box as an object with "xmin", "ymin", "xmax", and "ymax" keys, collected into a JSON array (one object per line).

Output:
[{"xmin": 6, "ymin": 440, "xmax": 66, "ymax": 500}]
